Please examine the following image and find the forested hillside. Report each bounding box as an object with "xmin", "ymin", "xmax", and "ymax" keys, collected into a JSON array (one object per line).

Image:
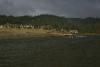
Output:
[{"xmin": 0, "ymin": 14, "xmax": 100, "ymax": 34}]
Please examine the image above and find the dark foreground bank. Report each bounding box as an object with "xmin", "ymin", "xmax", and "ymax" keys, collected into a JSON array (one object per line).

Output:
[{"xmin": 0, "ymin": 35, "xmax": 100, "ymax": 67}]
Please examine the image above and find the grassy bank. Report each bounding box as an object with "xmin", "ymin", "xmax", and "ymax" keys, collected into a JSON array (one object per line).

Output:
[
  {"xmin": 0, "ymin": 28, "xmax": 99, "ymax": 39},
  {"xmin": 0, "ymin": 28, "xmax": 65, "ymax": 39}
]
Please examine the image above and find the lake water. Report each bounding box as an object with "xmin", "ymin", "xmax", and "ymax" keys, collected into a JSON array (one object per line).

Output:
[{"xmin": 0, "ymin": 35, "xmax": 100, "ymax": 67}]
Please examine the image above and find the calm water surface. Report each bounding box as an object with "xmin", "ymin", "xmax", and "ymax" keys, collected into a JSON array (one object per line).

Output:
[{"xmin": 0, "ymin": 36, "xmax": 100, "ymax": 67}]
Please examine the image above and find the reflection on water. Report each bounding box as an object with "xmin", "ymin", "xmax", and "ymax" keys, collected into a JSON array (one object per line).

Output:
[{"xmin": 0, "ymin": 36, "xmax": 100, "ymax": 67}]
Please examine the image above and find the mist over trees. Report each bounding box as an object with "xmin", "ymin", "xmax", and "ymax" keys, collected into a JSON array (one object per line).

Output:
[{"xmin": 0, "ymin": 14, "xmax": 100, "ymax": 33}]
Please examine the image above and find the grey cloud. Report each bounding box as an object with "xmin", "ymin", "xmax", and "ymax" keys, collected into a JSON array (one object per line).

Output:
[{"xmin": 0, "ymin": 0, "xmax": 100, "ymax": 17}]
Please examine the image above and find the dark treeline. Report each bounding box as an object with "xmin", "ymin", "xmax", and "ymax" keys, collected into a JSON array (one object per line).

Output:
[{"xmin": 0, "ymin": 14, "xmax": 100, "ymax": 33}]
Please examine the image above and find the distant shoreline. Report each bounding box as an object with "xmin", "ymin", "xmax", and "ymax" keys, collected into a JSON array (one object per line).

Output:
[
  {"xmin": 0, "ymin": 28, "xmax": 65, "ymax": 39},
  {"xmin": 0, "ymin": 28, "xmax": 99, "ymax": 39}
]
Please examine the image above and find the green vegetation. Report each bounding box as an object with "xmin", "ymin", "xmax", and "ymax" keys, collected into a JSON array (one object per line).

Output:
[{"xmin": 0, "ymin": 14, "xmax": 100, "ymax": 34}]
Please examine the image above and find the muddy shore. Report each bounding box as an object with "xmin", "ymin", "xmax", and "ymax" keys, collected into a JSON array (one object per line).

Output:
[{"xmin": 0, "ymin": 28, "xmax": 99, "ymax": 39}]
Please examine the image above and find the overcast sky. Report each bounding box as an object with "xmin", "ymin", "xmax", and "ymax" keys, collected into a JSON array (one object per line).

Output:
[{"xmin": 0, "ymin": 0, "xmax": 100, "ymax": 17}]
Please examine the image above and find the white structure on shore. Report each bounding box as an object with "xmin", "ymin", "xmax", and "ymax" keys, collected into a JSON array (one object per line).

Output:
[{"xmin": 69, "ymin": 30, "xmax": 78, "ymax": 34}]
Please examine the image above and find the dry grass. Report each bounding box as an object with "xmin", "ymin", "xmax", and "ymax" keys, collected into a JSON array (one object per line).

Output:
[{"xmin": 0, "ymin": 28, "xmax": 65, "ymax": 39}]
